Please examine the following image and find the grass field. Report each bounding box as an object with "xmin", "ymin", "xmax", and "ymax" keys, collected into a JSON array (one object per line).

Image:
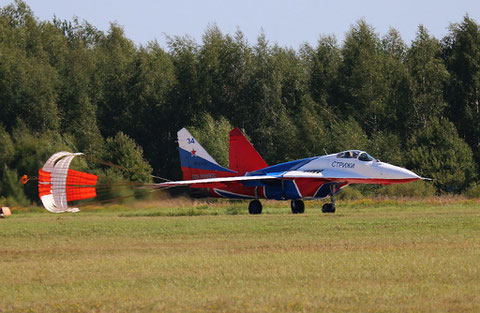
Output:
[{"xmin": 1, "ymin": 198, "xmax": 479, "ymax": 312}]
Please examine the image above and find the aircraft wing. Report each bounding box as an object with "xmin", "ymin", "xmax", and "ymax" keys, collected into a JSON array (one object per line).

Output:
[{"xmin": 155, "ymin": 169, "xmax": 367, "ymax": 189}]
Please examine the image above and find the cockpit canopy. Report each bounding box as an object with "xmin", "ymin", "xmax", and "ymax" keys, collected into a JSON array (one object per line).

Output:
[{"xmin": 336, "ymin": 150, "xmax": 377, "ymax": 162}]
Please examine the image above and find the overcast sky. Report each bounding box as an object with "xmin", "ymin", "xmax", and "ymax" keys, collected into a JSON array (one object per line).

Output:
[{"xmin": 18, "ymin": 0, "xmax": 480, "ymax": 49}]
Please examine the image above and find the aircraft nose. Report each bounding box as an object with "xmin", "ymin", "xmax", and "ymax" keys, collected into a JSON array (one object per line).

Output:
[
  {"xmin": 379, "ymin": 163, "xmax": 421, "ymax": 180},
  {"xmin": 398, "ymin": 167, "xmax": 421, "ymax": 179}
]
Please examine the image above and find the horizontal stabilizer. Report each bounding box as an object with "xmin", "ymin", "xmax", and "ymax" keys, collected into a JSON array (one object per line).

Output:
[{"xmin": 156, "ymin": 174, "xmax": 279, "ymax": 187}]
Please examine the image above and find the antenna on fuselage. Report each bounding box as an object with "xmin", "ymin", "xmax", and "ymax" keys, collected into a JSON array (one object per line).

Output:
[{"xmin": 323, "ymin": 148, "xmax": 328, "ymax": 155}]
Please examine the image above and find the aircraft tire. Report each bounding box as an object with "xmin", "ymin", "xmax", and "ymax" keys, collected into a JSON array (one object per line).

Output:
[
  {"xmin": 322, "ymin": 203, "xmax": 335, "ymax": 213},
  {"xmin": 291, "ymin": 200, "xmax": 305, "ymax": 214},
  {"xmin": 248, "ymin": 200, "xmax": 262, "ymax": 215}
]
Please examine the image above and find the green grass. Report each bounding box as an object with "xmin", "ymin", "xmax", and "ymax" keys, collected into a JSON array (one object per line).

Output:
[{"xmin": 1, "ymin": 199, "xmax": 479, "ymax": 312}]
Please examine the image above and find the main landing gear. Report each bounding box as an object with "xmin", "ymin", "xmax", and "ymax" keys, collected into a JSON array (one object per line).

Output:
[
  {"xmin": 291, "ymin": 200, "xmax": 305, "ymax": 214},
  {"xmin": 248, "ymin": 199, "xmax": 307, "ymax": 214},
  {"xmin": 322, "ymin": 184, "xmax": 337, "ymax": 213},
  {"xmin": 247, "ymin": 191, "xmax": 337, "ymax": 214},
  {"xmin": 248, "ymin": 199, "xmax": 262, "ymax": 214}
]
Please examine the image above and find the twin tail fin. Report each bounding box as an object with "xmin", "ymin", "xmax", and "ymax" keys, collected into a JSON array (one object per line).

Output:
[{"xmin": 177, "ymin": 127, "xmax": 267, "ymax": 180}]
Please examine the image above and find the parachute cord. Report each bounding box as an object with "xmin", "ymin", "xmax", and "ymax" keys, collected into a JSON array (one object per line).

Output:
[
  {"xmin": 82, "ymin": 187, "xmax": 172, "ymax": 208},
  {"xmin": 83, "ymin": 155, "xmax": 171, "ymax": 182},
  {"xmin": 151, "ymin": 174, "xmax": 171, "ymax": 182}
]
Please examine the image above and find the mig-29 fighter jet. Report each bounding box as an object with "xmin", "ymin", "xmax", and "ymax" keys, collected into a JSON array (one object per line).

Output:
[{"xmin": 156, "ymin": 128, "xmax": 425, "ymax": 214}]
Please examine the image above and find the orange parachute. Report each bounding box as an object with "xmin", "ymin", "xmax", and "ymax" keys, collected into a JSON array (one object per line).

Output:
[{"xmin": 36, "ymin": 152, "xmax": 98, "ymax": 213}]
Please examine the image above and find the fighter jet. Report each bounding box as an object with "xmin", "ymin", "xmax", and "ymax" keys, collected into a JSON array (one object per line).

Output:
[{"xmin": 157, "ymin": 128, "xmax": 425, "ymax": 214}]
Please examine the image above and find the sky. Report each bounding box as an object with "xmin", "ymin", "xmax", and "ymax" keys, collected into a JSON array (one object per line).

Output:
[{"xmin": 13, "ymin": 0, "xmax": 480, "ymax": 49}]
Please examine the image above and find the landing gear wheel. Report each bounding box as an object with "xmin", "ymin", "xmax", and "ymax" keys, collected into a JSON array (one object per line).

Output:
[
  {"xmin": 291, "ymin": 200, "xmax": 305, "ymax": 214},
  {"xmin": 322, "ymin": 183, "xmax": 338, "ymax": 213},
  {"xmin": 248, "ymin": 200, "xmax": 263, "ymax": 215},
  {"xmin": 322, "ymin": 203, "xmax": 336, "ymax": 213}
]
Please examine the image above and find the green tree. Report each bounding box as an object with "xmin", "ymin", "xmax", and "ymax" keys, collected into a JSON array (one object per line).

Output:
[
  {"xmin": 0, "ymin": 125, "xmax": 15, "ymax": 199},
  {"xmin": 0, "ymin": 0, "xmax": 32, "ymax": 28},
  {"xmin": 269, "ymin": 111, "xmax": 299, "ymax": 163},
  {"xmin": 124, "ymin": 41, "xmax": 176, "ymax": 174},
  {"xmin": 167, "ymin": 34, "xmax": 201, "ymax": 127},
  {"xmin": 292, "ymin": 97, "xmax": 332, "ymax": 158},
  {"xmin": 0, "ymin": 1, "xmax": 60, "ymax": 133},
  {"xmin": 196, "ymin": 25, "xmax": 251, "ymax": 121},
  {"xmin": 272, "ymin": 45, "xmax": 308, "ymax": 114},
  {"xmin": 0, "ymin": 125, "xmax": 14, "ymax": 168},
  {"xmin": 241, "ymin": 33, "xmax": 285, "ymax": 163},
  {"xmin": 406, "ymin": 118, "xmax": 476, "ymax": 192},
  {"xmin": 338, "ymin": 20, "xmax": 389, "ymax": 134},
  {"xmin": 443, "ymin": 16, "xmax": 480, "ymax": 171},
  {"xmin": 380, "ymin": 29, "xmax": 412, "ymax": 138},
  {"xmin": 103, "ymin": 131, "xmax": 152, "ymax": 183},
  {"xmin": 95, "ymin": 24, "xmax": 137, "ymax": 138},
  {"xmin": 300, "ymin": 36, "xmax": 341, "ymax": 109},
  {"xmin": 382, "ymin": 28, "xmax": 407, "ymax": 61},
  {"xmin": 406, "ymin": 25, "xmax": 449, "ymax": 129},
  {"xmin": 328, "ymin": 117, "xmax": 370, "ymax": 152},
  {"xmin": 40, "ymin": 20, "xmax": 105, "ymax": 155},
  {"xmin": 368, "ymin": 131, "xmax": 404, "ymax": 166}
]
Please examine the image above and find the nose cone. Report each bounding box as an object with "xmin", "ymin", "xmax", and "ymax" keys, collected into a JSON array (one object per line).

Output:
[{"xmin": 378, "ymin": 162, "xmax": 421, "ymax": 180}]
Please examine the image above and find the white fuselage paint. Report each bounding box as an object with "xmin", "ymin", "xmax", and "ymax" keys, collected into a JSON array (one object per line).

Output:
[{"xmin": 290, "ymin": 153, "xmax": 420, "ymax": 181}]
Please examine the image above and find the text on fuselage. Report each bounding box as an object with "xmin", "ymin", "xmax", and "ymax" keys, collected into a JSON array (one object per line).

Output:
[{"xmin": 331, "ymin": 161, "xmax": 355, "ymax": 168}]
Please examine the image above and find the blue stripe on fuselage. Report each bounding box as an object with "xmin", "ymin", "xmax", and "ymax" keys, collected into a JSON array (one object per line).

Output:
[{"xmin": 246, "ymin": 157, "xmax": 316, "ymax": 176}]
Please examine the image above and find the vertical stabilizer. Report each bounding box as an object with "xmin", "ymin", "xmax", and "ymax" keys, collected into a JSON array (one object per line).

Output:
[
  {"xmin": 229, "ymin": 128, "xmax": 268, "ymax": 175},
  {"xmin": 177, "ymin": 128, "xmax": 235, "ymax": 180}
]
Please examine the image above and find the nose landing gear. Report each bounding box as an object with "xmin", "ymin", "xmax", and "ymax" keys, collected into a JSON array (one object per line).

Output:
[
  {"xmin": 322, "ymin": 183, "xmax": 337, "ymax": 213},
  {"xmin": 322, "ymin": 202, "xmax": 335, "ymax": 213}
]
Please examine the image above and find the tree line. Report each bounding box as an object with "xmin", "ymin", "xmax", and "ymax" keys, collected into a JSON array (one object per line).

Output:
[{"xmin": 1, "ymin": 0, "xmax": 480, "ymax": 205}]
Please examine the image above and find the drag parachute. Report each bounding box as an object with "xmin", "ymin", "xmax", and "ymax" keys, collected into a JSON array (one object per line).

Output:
[{"xmin": 38, "ymin": 152, "xmax": 98, "ymax": 213}]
